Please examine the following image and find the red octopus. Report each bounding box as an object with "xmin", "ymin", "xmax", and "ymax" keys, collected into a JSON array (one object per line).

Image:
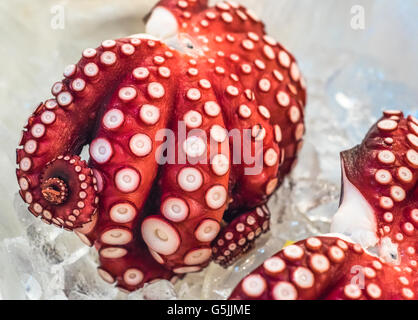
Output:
[
  {"xmin": 229, "ymin": 112, "xmax": 418, "ymax": 300},
  {"xmin": 16, "ymin": 0, "xmax": 306, "ymax": 291}
]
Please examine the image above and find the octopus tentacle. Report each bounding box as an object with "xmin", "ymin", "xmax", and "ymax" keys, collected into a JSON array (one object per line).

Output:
[
  {"xmin": 229, "ymin": 111, "xmax": 417, "ymax": 300},
  {"xmin": 153, "ymin": 0, "xmax": 209, "ymax": 17},
  {"xmin": 212, "ymin": 73, "xmax": 280, "ymax": 211},
  {"xmin": 151, "ymin": 0, "xmax": 265, "ymax": 37},
  {"xmin": 91, "ymin": 49, "xmax": 178, "ymax": 240},
  {"xmin": 229, "ymin": 236, "xmax": 416, "ymax": 300},
  {"xmin": 221, "ymin": 32, "xmax": 305, "ymax": 205},
  {"xmin": 146, "ymin": 0, "xmax": 209, "ymax": 42},
  {"xmin": 161, "ymin": 8, "xmax": 305, "ymax": 209},
  {"xmin": 16, "ymin": 37, "xmax": 176, "ymax": 231},
  {"xmin": 244, "ymin": 36, "xmax": 306, "ymax": 184},
  {"xmin": 15, "ymin": 88, "xmax": 100, "ymax": 227},
  {"xmin": 88, "ymin": 44, "xmax": 180, "ymax": 289},
  {"xmin": 334, "ymin": 111, "xmax": 417, "ymax": 263},
  {"xmin": 142, "ymin": 62, "xmax": 231, "ymax": 271},
  {"xmin": 212, "ymin": 205, "xmax": 270, "ymax": 266}
]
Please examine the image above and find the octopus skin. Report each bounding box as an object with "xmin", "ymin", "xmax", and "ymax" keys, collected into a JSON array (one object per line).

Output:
[
  {"xmin": 229, "ymin": 112, "xmax": 418, "ymax": 300},
  {"xmin": 15, "ymin": 0, "xmax": 306, "ymax": 291}
]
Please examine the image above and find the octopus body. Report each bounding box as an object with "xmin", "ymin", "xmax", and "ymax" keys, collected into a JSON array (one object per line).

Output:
[
  {"xmin": 229, "ymin": 112, "xmax": 418, "ymax": 300},
  {"xmin": 16, "ymin": 0, "xmax": 306, "ymax": 291}
]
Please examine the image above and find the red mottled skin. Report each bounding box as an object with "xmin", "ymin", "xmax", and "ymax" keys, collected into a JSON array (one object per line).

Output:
[
  {"xmin": 229, "ymin": 113, "xmax": 418, "ymax": 300},
  {"xmin": 16, "ymin": 0, "xmax": 306, "ymax": 291}
]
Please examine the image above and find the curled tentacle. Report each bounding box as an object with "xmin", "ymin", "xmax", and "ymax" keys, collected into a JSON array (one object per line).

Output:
[
  {"xmin": 212, "ymin": 205, "xmax": 270, "ymax": 267},
  {"xmin": 40, "ymin": 155, "xmax": 97, "ymax": 228},
  {"xmin": 16, "ymin": 96, "xmax": 98, "ymax": 229},
  {"xmin": 16, "ymin": 37, "xmax": 177, "ymax": 232}
]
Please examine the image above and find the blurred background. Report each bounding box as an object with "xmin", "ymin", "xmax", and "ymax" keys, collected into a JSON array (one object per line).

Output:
[{"xmin": 0, "ymin": 0, "xmax": 416, "ymax": 299}]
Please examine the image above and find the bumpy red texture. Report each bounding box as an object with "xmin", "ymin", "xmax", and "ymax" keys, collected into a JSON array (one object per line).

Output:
[
  {"xmin": 229, "ymin": 112, "xmax": 418, "ymax": 300},
  {"xmin": 342, "ymin": 112, "xmax": 417, "ymax": 263},
  {"xmin": 16, "ymin": 0, "xmax": 306, "ymax": 291}
]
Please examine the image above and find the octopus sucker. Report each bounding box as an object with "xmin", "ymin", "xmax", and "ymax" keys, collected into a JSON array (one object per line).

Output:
[
  {"xmin": 229, "ymin": 112, "xmax": 417, "ymax": 300},
  {"xmin": 16, "ymin": 0, "xmax": 307, "ymax": 291}
]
